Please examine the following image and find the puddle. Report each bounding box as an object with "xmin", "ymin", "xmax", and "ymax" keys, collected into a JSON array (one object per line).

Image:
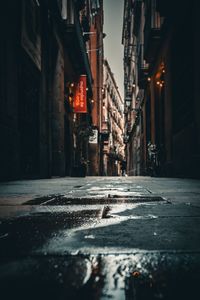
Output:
[{"xmin": 23, "ymin": 195, "xmax": 164, "ymax": 206}]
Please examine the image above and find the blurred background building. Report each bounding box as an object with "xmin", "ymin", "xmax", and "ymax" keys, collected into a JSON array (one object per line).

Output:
[{"xmin": 101, "ymin": 59, "xmax": 125, "ymax": 176}]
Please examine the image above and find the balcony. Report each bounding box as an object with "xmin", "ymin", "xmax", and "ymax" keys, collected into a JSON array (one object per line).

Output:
[
  {"xmin": 138, "ymin": 45, "xmax": 149, "ymax": 88},
  {"xmin": 144, "ymin": 1, "xmax": 163, "ymax": 63},
  {"xmin": 101, "ymin": 121, "xmax": 109, "ymax": 139},
  {"xmin": 138, "ymin": 64, "xmax": 149, "ymax": 88},
  {"xmin": 132, "ymin": 0, "xmax": 142, "ymax": 36},
  {"xmin": 62, "ymin": 2, "xmax": 93, "ymax": 94},
  {"xmin": 144, "ymin": 28, "xmax": 160, "ymax": 63}
]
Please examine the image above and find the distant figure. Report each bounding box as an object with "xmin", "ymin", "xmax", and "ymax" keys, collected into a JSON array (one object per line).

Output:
[
  {"xmin": 147, "ymin": 142, "xmax": 159, "ymax": 176},
  {"xmin": 121, "ymin": 160, "xmax": 127, "ymax": 176}
]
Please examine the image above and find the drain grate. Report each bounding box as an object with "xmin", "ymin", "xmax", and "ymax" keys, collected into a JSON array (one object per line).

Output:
[{"xmin": 23, "ymin": 195, "xmax": 164, "ymax": 205}]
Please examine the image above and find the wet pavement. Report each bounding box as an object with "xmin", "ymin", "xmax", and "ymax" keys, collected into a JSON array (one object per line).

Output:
[{"xmin": 0, "ymin": 176, "xmax": 200, "ymax": 299}]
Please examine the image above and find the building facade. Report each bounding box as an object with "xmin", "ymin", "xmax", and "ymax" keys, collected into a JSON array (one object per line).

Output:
[
  {"xmin": 0, "ymin": 0, "xmax": 95, "ymax": 180},
  {"xmin": 86, "ymin": 0, "xmax": 105, "ymax": 175},
  {"xmin": 122, "ymin": 0, "xmax": 200, "ymax": 178},
  {"xmin": 122, "ymin": 0, "xmax": 144, "ymax": 175},
  {"xmin": 101, "ymin": 59, "xmax": 125, "ymax": 176}
]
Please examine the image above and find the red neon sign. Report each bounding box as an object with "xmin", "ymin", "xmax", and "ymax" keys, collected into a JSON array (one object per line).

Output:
[{"xmin": 73, "ymin": 75, "xmax": 87, "ymax": 113}]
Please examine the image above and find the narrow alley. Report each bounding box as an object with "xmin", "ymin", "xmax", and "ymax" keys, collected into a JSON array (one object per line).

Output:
[{"xmin": 1, "ymin": 0, "xmax": 200, "ymax": 299}]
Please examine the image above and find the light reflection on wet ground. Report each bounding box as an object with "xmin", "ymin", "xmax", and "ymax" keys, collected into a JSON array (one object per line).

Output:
[
  {"xmin": 23, "ymin": 194, "xmax": 163, "ymax": 205},
  {"xmin": 1, "ymin": 178, "xmax": 200, "ymax": 299},
  {"xmin": 0, "ymin": 253, "xmax": 200, "ymax": 300},
  {"xmin": 1, "ymin": 196, "xmax": 200, "ymax": 256}
]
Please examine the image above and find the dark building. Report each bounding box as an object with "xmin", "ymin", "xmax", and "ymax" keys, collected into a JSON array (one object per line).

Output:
[
  {"xmin": 122, "ymin": 0, "xmax": 200, "ymax": 178},
  {"xmin": 0, "ymin": 0, "xmax": 94, "ymax": 180}
]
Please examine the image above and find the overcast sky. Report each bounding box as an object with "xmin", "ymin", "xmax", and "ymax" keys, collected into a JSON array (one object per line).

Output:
[{"xmin": 103, "ymin": 0, "xmax": 124, "ymax": 98}]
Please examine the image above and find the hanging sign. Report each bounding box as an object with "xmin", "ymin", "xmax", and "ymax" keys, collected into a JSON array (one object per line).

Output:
[
  {"xmin": 74, "ymin": 75, "xmax": 87, "ymax": 113},
  {"xmin": 89, "ymin": 129, "xmax": 98, "ymax": 144}
]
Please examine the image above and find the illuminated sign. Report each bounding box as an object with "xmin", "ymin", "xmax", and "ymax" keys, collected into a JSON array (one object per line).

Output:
[{"xmin": 74, "ymin": 75, "xmax": 87, "ymax": 113}]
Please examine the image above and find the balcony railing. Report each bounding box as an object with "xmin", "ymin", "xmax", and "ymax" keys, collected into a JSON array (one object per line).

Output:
[
  {"xmin": 62, "ymin": 1, "xmax": 93, "ymax": 93},
  {"xmin": 138, "ymin": 44, "xmax": 149, "ymax": 88},
  {"xmin": 144, "ymin": 0, "xmax": 163, "ymax": 63},
  {"xmin": 133, "ymin": 0, "xmax": 142, "ymax": 36}
]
